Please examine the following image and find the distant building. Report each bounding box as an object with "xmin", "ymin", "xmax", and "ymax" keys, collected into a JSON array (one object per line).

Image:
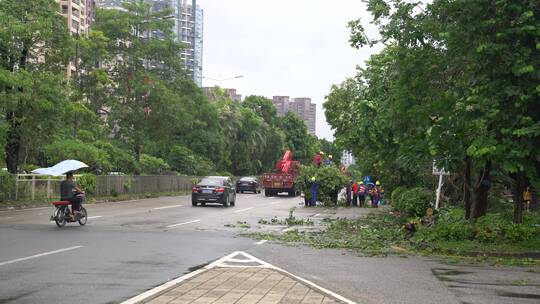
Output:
[
  {"xmin": 272, "ymin": 96, "xmax": 316, "ymax": 135},
  {"xmin": 98, "ymin": 0, "xmax": 203, "ymax": 86},
  {"xmin": 58, "ymin": 0, "xmax": 95, "ymax": 35},
  {"xmin": 58, "ymin": 0, "xmax": 97, "ymax": 77},
  {"xmin": 203, "ymin": 87, "xmax": 242, "ymax": 102},
  {"xmin": 272, "ymin": 96, "xmax": 290, "ymax": 116},
  {"xmin": 341, "ymin": 151, "xmax": 356, "ymax": 167}
]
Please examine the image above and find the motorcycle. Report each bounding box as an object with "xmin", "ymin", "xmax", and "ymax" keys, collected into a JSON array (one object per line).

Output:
[{"xmin": 50, "ymin": 196, "xmax": 87, "ymax": 228}]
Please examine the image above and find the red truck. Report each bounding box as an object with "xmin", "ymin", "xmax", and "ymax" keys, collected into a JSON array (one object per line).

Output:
[{"xmin": 262, "ymin": 150, "xmax": 301, "ymax": 197}]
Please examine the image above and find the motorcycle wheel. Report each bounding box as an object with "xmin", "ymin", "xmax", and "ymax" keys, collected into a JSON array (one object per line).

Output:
[
  {"xmin": 78, "ymin": 207, "xmax": 87, "ymax": 226},
  {"xmin": 54, "ymin": 208, "xmax": 66, "ymax": 228}
]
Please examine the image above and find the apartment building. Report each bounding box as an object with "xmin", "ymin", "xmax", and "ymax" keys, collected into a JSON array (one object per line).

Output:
[
  {"xmin": 179, "ymin": 0, "xmax": 203, "ymax": 86},
  {"xmin": 202, "ymin": 87, "xmax": 242, "ymax": 102},
  {"xmin": 99, "ymin": 1, "xmax": 203, "ymax": 86},
  {"xmin": 272, "ymin": 96, "xmax": 290, "ymax": 117},
  {"xmin": 58, "ymin": 0, "xmax": 96, "ymax": 35},
  {"xmin": 272, "ymin": 96, "xmax": 316, "ymax": 135},
  {"xmin": 58, "ymin": 0, "xmax": 97, "ymax": 77}
]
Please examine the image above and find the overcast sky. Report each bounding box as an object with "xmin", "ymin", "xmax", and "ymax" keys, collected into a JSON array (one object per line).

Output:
[{"xmin": 198, "ymin": 0, "xmax": 381, "ymax": 140}]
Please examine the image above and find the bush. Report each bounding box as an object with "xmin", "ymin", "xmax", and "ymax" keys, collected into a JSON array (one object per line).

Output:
[
  {"xmin": 0, "ymin": 171, "xmax": 15, "ymax": 201},
  {"xmin": 77, "ymin": 174, "xmax": 96, "ymax": 195},
  {"xmin": 94, "ymin": 141, "xmax": 138, "ymax": 174},
  {"xmin": 45, "ymin": 139, "xmax": 112, "ymax": 173},
  {"xmin": 413, "ymin": 208, "xmax": 539, "ymax": 245},
  {"xmin": 167, "ymin": 145, "xmax": 215, "ymax": 176},
  {"xmin": 139, "ymin": 154, "xmax": 169, "ymax": 175},
  {"xmin": 297, "ymin": 165, "xmax": 348, "ymax": 206},
  {"xmin": 391, "ymin": 186, "xmax": 408, "ymax": 208},
  {"xmin": 394, "ymin": 187, "xmax": 434, "ymax": 217}
]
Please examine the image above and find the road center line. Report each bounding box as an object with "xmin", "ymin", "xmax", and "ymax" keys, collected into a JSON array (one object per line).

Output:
[
  {"xmin": 152, "ymin": 205, "xmax": 184, "ymax": 210},
  {"xmin": 255, "ymin": 240, "xmax": 268, "ymax": 245},
  {"xmin": 270, "ymin": 201, "xmax": 281, "ymax": 205},
  {"xmin": 166, "ymin": 219, "xmax": 201, "ymax": 228},
  {"xmin": 0, "ymin": 246, "xmax": 83, "ymax": 267},
  {"xmin": 87, "ymin": 216, "xmax": 103, "ymax": 219},
  {"xmin": 233, "ymin": 207, "xmax": 253, "ymax": 213}
]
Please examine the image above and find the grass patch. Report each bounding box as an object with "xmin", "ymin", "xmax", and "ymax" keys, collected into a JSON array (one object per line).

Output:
[
  {"xmin": 257, "ymin": 207, "xmax": 314, "ymax": 226},
  {"xmin": 244, "ymin": 209, "xmax": 540, "ymax": 264},
  {"xmin": 246, "ymin": 212, "xmax": 409, "ymax": 256},
  {"xmin": 224, "ymin": 221, "xmax": 251, "ymax": 229}
]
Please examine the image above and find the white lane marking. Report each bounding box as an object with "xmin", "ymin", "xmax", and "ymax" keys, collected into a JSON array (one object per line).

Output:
[
  {"xmin": 87, "ymin": 216, "xmax": 103, "ymax": 220},
  {"xmin": 152, "ymin": 205, "xmax": 184, "ymax": 210},
  {"xmin": 313, "ymin": 213, "xmax": 321, "ymax": 217},
  {"xmin": 244, "ymin": 195, "xmax": 258, "ymax": 199},
  {"xmin": 255, "ymin": 240, "xmax": 268, "ymax": 245},
  {"xmin": 233, "ymin": 207, "xmax": 253, "ymax": 213},
  {"xmin": 166, "ymin": 219, "xmax": 201, "ymax": 228},
  {"xmin": 0, "ymin": 246, "xmax": 83, "ymax": 267},
  {"xmin": 270, "ymin": 200, "xmax": 281, "ymax": 205}
]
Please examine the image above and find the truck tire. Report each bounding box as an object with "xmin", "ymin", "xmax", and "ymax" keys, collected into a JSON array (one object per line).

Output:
[{"xmin": 265, "ymin": 189, "xmax": 271, "ymax": 197}]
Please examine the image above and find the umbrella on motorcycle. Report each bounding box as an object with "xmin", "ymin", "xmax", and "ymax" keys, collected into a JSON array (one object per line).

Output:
[{"xmin": 32, "ymin": 160, "xmax": 89, "ymax": 176}]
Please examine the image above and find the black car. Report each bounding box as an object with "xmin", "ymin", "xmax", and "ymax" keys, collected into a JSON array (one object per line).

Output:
[
  {"xmin": 192, "ymin": 176, "xmax": 236, "ymax": 207},
  {"xmin": 236, "ymin": 176, "xmax": 261, "ymax": 194}
]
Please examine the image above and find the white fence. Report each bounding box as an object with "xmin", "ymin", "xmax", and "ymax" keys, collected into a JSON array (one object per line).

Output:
[{"xmin": 11, "ymin": 174, "xmax": 196, "ymax": 202}]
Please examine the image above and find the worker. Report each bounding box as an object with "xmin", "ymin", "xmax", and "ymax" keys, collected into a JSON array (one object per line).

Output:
[
  {"xmin": 313, "ymin": 151, "xmax": 323, "ymax": 168},
  {"xmin": 377, "ymin": 181, "xmax": 386, "ymax": 205},
  {"xmin": 370, "ymin": 181, "xmax": 381, "ymax": 208},
  {"xmin": 351, "ymin": 180, "xmax": 358, "ymax": 207},
  {"xmin": 346, "ymin": 181, "xmax": 352, "ymax": 206},
  {"xmin": 358, "ymin": 181, "xmax": 366, "ymax": 207},
  {"xmin": 310, "ymin": 176, "xmax": 319, "ymax": 207},
  {"xmin": 524, "ymin": 187, "xmax": 532, "ymax": 211},
  {"xmin": 325, "ymin": 154, "xmax": 333, "ymax": 166}
]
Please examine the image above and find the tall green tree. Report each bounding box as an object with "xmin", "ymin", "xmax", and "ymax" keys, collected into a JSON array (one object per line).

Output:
[
  {"xmin": 0, "ymin": 0, "xmax": 72, "ymax": 173},
  {"xmin": 336, "ymin": 0, "xmax": 540, "ymax": 222}
]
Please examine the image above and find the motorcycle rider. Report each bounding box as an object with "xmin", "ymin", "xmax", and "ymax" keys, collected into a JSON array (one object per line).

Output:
[{"xmin": 60, "ymin": 172, "xmax": 85, "ymax": 219}]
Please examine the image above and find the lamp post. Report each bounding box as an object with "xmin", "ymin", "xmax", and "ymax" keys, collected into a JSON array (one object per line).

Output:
[{"xmin": 202, "ymin": 75, "xmax": 244, "ymax": 81}]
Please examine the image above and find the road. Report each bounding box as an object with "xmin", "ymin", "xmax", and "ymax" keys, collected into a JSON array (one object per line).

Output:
[{"xmin": 1, "ymin": 194, "xmax": 538, "ymax": 304}]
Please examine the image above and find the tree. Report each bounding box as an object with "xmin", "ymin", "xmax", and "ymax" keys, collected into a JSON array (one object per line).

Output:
[
  {"xmin": 279, "ymin": 112, "xmax": 318, "ymax": 164},
  {"xmin": 340, "ymin": 0, "xmax": 540, "ymax": 222},
  {"xmin": 92, "ymin": 1, "xmax": 184, "ymax": 166},
  {"xmin": 0, "ymin": 0, "xmax": 72, "ymax": 173}
]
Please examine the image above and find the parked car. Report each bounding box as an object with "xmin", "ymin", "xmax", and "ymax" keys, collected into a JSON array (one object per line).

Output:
[
  {"xmin": 192, "ymin": 176, "xmax": 236, "ymax": 207},
  {"xmin": 236, "ymin": 176, "xmax": 261, "ymax": 194}
]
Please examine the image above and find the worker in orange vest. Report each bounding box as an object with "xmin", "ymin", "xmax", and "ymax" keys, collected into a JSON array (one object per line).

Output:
[{"xmin": 358, "ymin": 181, "xmax": 366, "ymax": 207}]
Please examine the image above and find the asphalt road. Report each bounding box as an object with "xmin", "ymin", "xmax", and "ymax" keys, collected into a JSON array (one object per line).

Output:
[
  {"xmin": 0, "ymin": 193, "xmax": 303, "ymax": 304},
  {"xmin": 1, "ymin": 193, "xmax": 538, "ymax": 304}
]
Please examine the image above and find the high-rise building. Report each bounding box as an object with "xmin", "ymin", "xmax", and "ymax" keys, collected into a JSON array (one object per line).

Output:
[
  {"xmin": 291, "ymin": 97, "xmax": 316, "ymax": 135},
  {"xmin": 58, "ymin": 0, "xmax": 97, "ymax": 77},
  {"xmin": 202, "ymin": 87, "xmax": 242, "ymax": 102},
  {"xmin": 341, "ymin": 151, "xmax": 356, "ymax": 167},
  {"xmin": 179, "ymin": 0, "xmax": 203, "ymax": 86},
  {"xmin": 272, "ymin": 96, "xmax": 290, "ymax": 117},
  {"xmin": 272, "ymin": 96, "xmax": 317, "ymax": 135},
  {"xmin": 99, "ymin": 1, "xmax": 204, "ymax": 86},
  {"xmin": 58, "ymin": 0, "xmax": 95, "ymax": 35}
]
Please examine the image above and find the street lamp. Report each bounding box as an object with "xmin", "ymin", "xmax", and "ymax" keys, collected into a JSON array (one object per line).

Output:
[{"xmin": 202, "ymin": 75, "xmax": 244, "ymax": 81}]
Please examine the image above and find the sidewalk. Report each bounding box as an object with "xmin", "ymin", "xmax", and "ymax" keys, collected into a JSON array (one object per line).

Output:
[{"xmin": 122, "ymin": 252, "xmax": 356, "ymax": 304}]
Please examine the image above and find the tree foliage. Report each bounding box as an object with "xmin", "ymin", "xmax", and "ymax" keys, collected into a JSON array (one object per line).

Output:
[{"xmin": 326, "ymin": 0, "xmax": 540, "ymax": 223}]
